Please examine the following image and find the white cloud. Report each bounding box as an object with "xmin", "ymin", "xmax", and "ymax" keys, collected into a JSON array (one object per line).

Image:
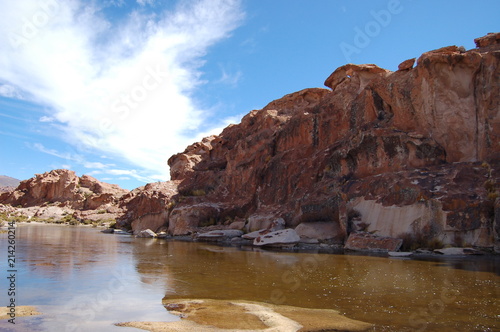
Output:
[
  {"xmin": 0, "ymin": 0, "xmax": 244, "ymax": 182},
  {"xmin": 39, "ymin": 116, "xmax": 54, "ymax": 122},
  {"xmin": 107, "ymin": 169, "xmax": 154, "ymax": 183},
  {"xmin": 0, "ymin": 84, "xmax": 24, "ymax": 99},
  {"xmin": 137, "ymin": 0, "xmax": 155, "ymax": 6},
  {"xmin": 82, "ymin": 161, "xmax": 113, "ymax": 169},
  {"xmin": 216, "ymin": 66, "xmax": 242, "ymax": 87},
  {"xmin": 33, "ymin": 143, "xmax": 115, "ymax": 170}
]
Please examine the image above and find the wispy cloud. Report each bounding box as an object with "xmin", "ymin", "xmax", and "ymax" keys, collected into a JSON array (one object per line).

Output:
[
  {"xmin": 0, "ymin": 0, "xmax": 245, "ymax": 182},
  {"xmin": 33, "ymin": 143, "xmax": 115, "ymax": 170},
  {"xmin": 137, "ymin": 0, "xmax": 155, "ymax": 6},
  {"xmin": 216, "ymin": 65, "xmax": 243, "ymax": 87},
  {"xmin": 39, "ymin": 116, "xmax": 54, "ymax": 123},
  {"xmin": 0, "ymin": 84, "xmax": 24, "ymax": 99},
  {"xmin": 33, "ymin": 142, "xmax": 154, "ymax": 183}
]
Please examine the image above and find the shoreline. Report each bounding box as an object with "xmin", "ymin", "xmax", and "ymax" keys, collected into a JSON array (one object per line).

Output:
[{"xmin": 4, "ymin": 222, "xmax": 498, "ymax": 260}]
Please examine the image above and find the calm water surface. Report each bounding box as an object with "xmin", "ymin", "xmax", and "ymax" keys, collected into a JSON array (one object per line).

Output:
[{"xmin": 0, "ymin": 224, "xmax": 499, "ymax": 331}]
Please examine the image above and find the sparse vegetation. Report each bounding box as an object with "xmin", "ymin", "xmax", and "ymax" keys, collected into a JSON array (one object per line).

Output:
[
  {"xmin": 199, "ymin": 217, "xmax": 217, "ymax": 227},
  {"xmin": 191, "ymin": 189, "xmax": 207, "ymax": 197},
  {"xmin": 62, "ymin": 214, "xmax": 79, "ymax": 225},
  {"xmin": 399, "ymin": 232, "xmax": 444, "ymax": 251},
  {"xmin": 166, "ymin": 200, "xmax": 176, "ymax": 210},
  {"xmin": 482, "ymin": 161, "xmax": 499, "ymax": 201}
]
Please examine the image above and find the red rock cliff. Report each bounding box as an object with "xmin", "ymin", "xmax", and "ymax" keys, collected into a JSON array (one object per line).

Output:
[{"xmin": 124, "ymin": 33, "xmax": 500, "ymax": 251}]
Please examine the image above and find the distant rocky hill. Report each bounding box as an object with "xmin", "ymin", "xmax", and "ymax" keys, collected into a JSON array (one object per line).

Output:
[
  {"xmin": 0, "ymin": 169, "xmax": 128, "ymax": 223},
  {"xmin": 0, "ymin": 175, "xmax": 20, "ymax": 192}
]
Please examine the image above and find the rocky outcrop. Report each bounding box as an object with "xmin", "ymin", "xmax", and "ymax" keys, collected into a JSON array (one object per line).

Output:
[
  {"xmin": 117, "ymin": 181, "xmax": 179, "ymax": 234},
  {"xmin": 0, "ymin": 169, "xmax": 128, "ymax": 224},
  {"xmin": 0, "ymin": 169, "xmax": 128, "ymax": 209},
  {"xmin": 134, "ymin": 33, "xmax": 500, "ymax": 250}
]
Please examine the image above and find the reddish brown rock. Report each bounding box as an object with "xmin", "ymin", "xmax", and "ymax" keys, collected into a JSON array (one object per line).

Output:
[
  {"xmin": 397, "ymin": 58, "xmax": 415, "ymax": 71},
  {"xmin": 295, "ymin": 222, "xmax": 344, "ymax": 243},
  {"xmin": 474, "ymin": 32, "xmax": 500, "ymax": 48},
  {"xmin": 344, "ymin": 233, "xmax": 403, "ymax": 252},
  {"xmin": 110, "ymin": 33, "xmax": 500, "ymax": 249},
  {"xmin": 0, "ymin": 170, "xmax": 129, "ymax": 224},
  {"xmin": 0, "ymin": 169, "xmax": 128, "ymax": 210},
  {"xmin": 324, "ymin": 63, "xmax": 391, "ymax": 92},
  {"xmin": 151, "ymin": 36, "xmax": 500, "ymax": 246},
  {"xmin": 117, "ymin": 181, "xmax": 179, "ymax": 234}
]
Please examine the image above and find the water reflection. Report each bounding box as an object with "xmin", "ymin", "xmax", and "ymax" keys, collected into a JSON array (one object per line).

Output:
[
  {"xmin": 0, "ymin": 225, "xmax": 177, "ymax": 332},
  {"xmin": 132, "ymin": 239, "xmax": 499, "ymax": 331},
  {"xmin": 1, "ymin": 225, "xmax": 498, "ymax": 332}
]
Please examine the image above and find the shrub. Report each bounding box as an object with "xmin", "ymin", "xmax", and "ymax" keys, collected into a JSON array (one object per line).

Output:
[
  {"xmin": 62, "ymin": 214, "xmax": 79, "ymax": 225},
  {"xmin": 399, "ymin": 232, "xmax": 443, "ymax": 251},
  {"xmin": 191, "ymin": 189, "xmax": 206, "ymax": 197}
]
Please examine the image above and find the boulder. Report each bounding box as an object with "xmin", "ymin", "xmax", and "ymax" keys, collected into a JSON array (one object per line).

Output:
[
  {"xmin": 196, "ymin": 230, "xmax": 243, "ymax": 241},
  {"xmin": 228, "ymin": 221, "xmax": 246, "ymax": 230},
  {"xmin": 294, "ymin": 221, "xmax": 343, "ymax": 242},
  {"xmin": 243, "ymin": 218, "xmax": 287, "ymax": 240},
  {"xmin": 344, "ymin": 233, "xmax": 403, "ymax": 252},
  {"xmin": 397, "ymin": 58, "xmax": 415, "ymax": 71},
  {"xmin": 253, "ymin": 229, "xmax": 300, "ymax": 247},
  {"xmin": 324, "ymin": 63, "xmax": 391, "ymax": 92},
  {"xmin": 246, "ymin": 216, "xmax": 285, "ymax": 233},
  {"xmin": 136, "ymin": 229, "xmax": 157, "ymax": 238},
  {"xmin": 168, "ymin": 203, "xmax": 221, "ymax": 236}
]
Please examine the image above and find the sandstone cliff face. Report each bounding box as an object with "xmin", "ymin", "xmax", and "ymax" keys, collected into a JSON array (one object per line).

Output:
[
  {"xmin": 0, "ymin": 169, "xmax": 128, "ymax": 213},
  {"xmin": 142, "ymin": 33, "xmax": 499, "ymax": 250}
]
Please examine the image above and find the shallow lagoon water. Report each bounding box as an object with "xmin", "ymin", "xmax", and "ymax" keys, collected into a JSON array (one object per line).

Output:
[{"xmin": 0, "ymin": 224, "xmax": 499, "ymax": 331}]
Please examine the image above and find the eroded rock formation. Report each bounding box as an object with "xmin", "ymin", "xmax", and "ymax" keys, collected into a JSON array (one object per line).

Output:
[
  {"xmin": 0, "ymin": 169, "xmax": 128, "ymax": 222},
  {"xmin": 118, "ymin": 33, "xmax": 500, "ymax": 251}
]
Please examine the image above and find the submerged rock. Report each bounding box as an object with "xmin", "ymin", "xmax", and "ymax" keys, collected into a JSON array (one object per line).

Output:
[
  {"xmin": 117, "ymin": 298, "xmax": 373, "ymax": 331},
  {"xmin": 0, "ymin": 306, "xmax": 41, "ymax": 320},
  {"xmin": 388, "ymin": 251, "xmax": 413, "ymax": 257},
  {"xmin": 434, "ymin": 247, "xmax": 483, "ymax": 255}
]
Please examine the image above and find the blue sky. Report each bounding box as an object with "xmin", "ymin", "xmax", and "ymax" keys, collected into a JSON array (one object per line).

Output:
[{"xmin": 0, "ymin": 0, "xmax": 498, "ymax": 190}]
